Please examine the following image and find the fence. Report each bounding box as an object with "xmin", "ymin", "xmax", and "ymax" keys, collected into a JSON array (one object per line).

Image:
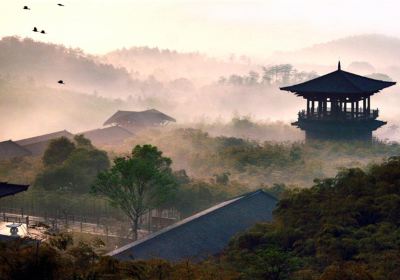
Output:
[
  {"xmin": 1, "ymin": 211, "xmax": 129, "ymax": 240},
  {"xmin": 0, "ymin": 206, "xmax": 180, "ymax": 240}
]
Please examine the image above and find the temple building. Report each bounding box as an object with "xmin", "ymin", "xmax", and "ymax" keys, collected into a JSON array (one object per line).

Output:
[
  {"xmin": 280, "ymin": 62, "xmax": 396, "ymax": 141},
  {"xmin": 103, "ymin": 109, "xmax": 176, "ymax": 132}
]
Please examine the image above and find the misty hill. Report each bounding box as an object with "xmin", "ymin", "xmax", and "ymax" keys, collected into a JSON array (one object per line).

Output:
[
  {"xmin": 103, "ymin": 47, "xmax": 253, "ymax": 85},
  {"xmin": 0, "ymin": 78, "xmax": 124, "ymax": 141},
  {"xmin": 272, "ymin": 34, "xmax": 400, "ymax": 74},
  {"xmin": 0, "ymin": 36, "xmax": 141, "ymax": 97}
]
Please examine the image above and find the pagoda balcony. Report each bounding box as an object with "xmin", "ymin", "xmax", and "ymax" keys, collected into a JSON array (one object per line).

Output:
[{"xmin": 298, "ymin": 108, "xmax": 379, "ymax": 121}]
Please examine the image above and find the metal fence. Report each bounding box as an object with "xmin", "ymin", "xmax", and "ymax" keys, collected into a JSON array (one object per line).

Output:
[{"xmin": 0, "ymin": 206, "xmax": 180, "ymax": 240}]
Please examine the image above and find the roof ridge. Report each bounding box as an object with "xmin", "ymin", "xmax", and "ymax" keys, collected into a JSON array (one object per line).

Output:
[
  {"xmin": 338, "ymin": 70, "xmax": 364, "ymax": 92},
  {"xmin": 16, "ymin": 130, "xmax": 73, "ymax": 141},
  {"xmin": 81, "ymin": 125, "xmax": 134, "ymax": 135},
  {"xmin": 280, "ymin": 70, "xmax": 332, "ymax": 90}
]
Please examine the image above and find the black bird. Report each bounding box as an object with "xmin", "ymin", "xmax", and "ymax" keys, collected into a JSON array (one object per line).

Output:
[
  {"xmin": 58, "ymin": 80, "xmax": 65, "ymax": 85},
  {"xmin": 33, "ymin": 27, "xmax": 38, "ymax": 32},
  {"xmin": 23, "ymin": 6, "xmax": 30, "ymax": 10},
  {"xmin": 57, "ymin": 3, "xmax": 64, "ymax": 6},
  {"xmin": 40, "ymin": 30, "xmax": 46, "ymax": 34}
]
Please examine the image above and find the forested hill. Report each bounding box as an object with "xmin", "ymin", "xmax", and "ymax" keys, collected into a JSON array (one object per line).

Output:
[
  {"xmin": 103, "ymin": 46, "xmax": 253, "ymax": 85},
  {"xmin": 0, "ymin": 36, "xmax": 139, "ymax": 97},
  {"xmin": 225, "ymin": 156, "xmax": 400, "ymax": 279}
]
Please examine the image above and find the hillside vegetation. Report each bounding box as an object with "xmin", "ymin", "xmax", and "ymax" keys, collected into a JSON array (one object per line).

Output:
[
  {"xmin": 0, "ymin": 37, "xmax": 137, "ymax": 97},
  {"xmin": 2, "ymin": 157, "xmax": 400, "ymax": 279},
  {"xmin": 118, "ymin": 128, "xmax": 400, "ymax": 187},
  {"xmin": 224, "ymin": 156, "xmax": 400, "ymax": 279}
]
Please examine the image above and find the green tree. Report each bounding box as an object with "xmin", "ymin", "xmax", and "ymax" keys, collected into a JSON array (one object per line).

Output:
[
  {"xmin": 42, "ymin": 137, "xmax": 75, "ymax": 166},
  {"xmin": 92, "ymin": 145, "xmax": 177, "ymax": 240},
  {"xmin": 36, "ymin": 136, "xmax": 109, "ymax": 193},
  {"xmin": 74, "ymin": 134, "xmax": 94, "ymax": 149}
]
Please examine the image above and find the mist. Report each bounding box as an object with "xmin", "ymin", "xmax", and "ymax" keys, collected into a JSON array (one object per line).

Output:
[{"xmin": 1, "ymin": 33, "xmax": 400, "ymax": 143}]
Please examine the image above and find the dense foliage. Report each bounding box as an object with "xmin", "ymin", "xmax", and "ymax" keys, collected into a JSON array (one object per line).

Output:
[
  {"xmin": 224, "ymin": 156, "xmax": 400, "ymax": 279},
  {"xmin": 0, "ymin": 234, "xmax": 237, "ymax": 280},
  {"xmin": 35, "ymin": 136, "xmax": 110, "ymax": 193}
]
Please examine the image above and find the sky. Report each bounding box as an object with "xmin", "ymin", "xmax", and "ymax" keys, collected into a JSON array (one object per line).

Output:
[{"xmin": 0, "ymin": 0, "xmax": 399, "ymax": 57}]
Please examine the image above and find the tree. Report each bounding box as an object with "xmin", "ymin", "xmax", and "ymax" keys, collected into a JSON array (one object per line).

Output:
[
  {"xmin": 92, "ymin": 145, "xmax": 177, "ymax": 240},
  {"xmin": 36, "ymin": 136, "xmax": 109, "ymax": 193},
  {"xmin": 74, "ymin": 134, "xmax": 93, "ymax": 149},
  {"xmin": 43, "ymin": 137, "xmax": 75, "ymax": 166}
]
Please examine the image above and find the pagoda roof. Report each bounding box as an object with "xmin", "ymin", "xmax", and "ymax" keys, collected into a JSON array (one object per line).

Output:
[{"xmin": 280, "ymin": 63, "xmax": 396, "ymax": 96}]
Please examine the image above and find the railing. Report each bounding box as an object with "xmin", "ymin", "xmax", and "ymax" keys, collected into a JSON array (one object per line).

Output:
[
  {"xmin": 0, "ymin": 206, "xmax": 180, "ymax": 240},
  {"xmin": 298, "ymin": 108, "xmax": 379, "ymax": 121}
]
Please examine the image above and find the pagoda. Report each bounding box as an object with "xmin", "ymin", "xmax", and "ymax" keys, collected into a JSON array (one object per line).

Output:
[{"xmin": 280, "ymin": 62, "xmax": 396, "ymax": 141}]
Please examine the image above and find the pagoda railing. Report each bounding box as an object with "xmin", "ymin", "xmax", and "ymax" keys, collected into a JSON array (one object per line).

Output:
[{"xmin": 298, "ymin": 108, "xmax": 379, "ymax": 121}]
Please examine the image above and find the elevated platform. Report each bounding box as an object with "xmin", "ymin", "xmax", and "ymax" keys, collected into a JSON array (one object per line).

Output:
[{"xmin": 292, "ymin": 118, "xmax": 386, "ymax": 141}]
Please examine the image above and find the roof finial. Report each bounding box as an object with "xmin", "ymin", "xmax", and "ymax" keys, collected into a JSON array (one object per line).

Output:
[{"xmin": 338, "ymin": 60, "xmax": 341, "ymax": 70}]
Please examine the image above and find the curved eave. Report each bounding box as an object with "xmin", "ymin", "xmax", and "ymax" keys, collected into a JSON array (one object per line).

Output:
[
  {"xmin": 280, "ymin": 79, "xmax": 396, "ymax": 96},
  {"xmin": 291, "ymin": 90, "xmax": 379, "ymax": 97}
]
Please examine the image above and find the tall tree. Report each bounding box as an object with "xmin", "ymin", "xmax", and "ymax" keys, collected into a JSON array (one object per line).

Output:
[
  {"xmin": 92, "ymin": 145, "xmax": 177, "ymax": 240},
  {"xmin": 43, "ymin": 137, "xmax": 75, "ymax": 166}
]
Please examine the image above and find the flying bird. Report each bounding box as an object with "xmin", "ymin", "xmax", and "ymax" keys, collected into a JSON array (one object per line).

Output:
[
  {"xmin": 40, "ymin": 30, "xmax": 46, "ymax": 34},
  {"xmin": 23, "ymin": 6, "xmax": 30, "ymax": 10},
  {"xmin": 57, "ymin": 4, "xmax": 64, "ymax": 6},
  {"xmin": 58, "ymin": 80, "xmax": 65, "ymax": 85},
  {"xmin": 32, "ymin": 27, "xmax": 38, "ymax": 32}
]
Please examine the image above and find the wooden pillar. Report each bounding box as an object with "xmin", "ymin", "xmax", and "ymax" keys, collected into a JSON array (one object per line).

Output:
[
  {"xmin": 351, "ymin": 101, "xmax": 354, "ymax": 119},
  {"xmin": 307, "ymin": 99, "xmax": 310, "ymax": 115},
  {"xmin": 367, "ymin": 96, "xmax": 371, "ymax": 113},
  {"xmin": 311, "ymin": 100, "xmax": 315, "ymax": 115},
  {"xmin": 319, "ymin": 100, "xmax": 323, "ymax": 117},
  {"xmin": 363, "ymin": 97, "xmax": 366, "ymax": 116},
  {"xmin": 333, "ymin": 100, "xmax": 337, "ymax": 115},
  {"xmin": 356, "ymin": 100, "xmax": 359, "ymax": 118},
  {"xmin": 325, "ymin": 100, "xmax": 328, "ymax": 114}
]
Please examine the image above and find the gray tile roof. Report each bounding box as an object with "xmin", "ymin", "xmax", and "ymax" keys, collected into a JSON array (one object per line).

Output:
[
  {"xmin": 108, "ymin": 189, "xmax": 277, "ymax": 261},
  {"xmin": 16, "ymin": 130, "xmax": 74, "ymax": 146},
  {"xmin": 281, "ymin": 66, "xmax": 396, "ymax": 96},
  {"xmin": 0, "ymin": 140, "xmax": 31, "ymax": 160},
  {"xmin": 16, "ymin": 130, "xmax": 74, "ymax": 156},
  {"xmin": 80, "ymin": 126, "xmax": 133, "ymax": 146},
  {"xmin": 103, "ymin": 109, "xmax": 176, "ymax": 126}
]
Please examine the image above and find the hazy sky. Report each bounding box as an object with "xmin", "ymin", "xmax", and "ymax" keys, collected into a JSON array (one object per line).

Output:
[{"xmin": 1, "ymin": 0, "xmax": 399, "ymax": 57}]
